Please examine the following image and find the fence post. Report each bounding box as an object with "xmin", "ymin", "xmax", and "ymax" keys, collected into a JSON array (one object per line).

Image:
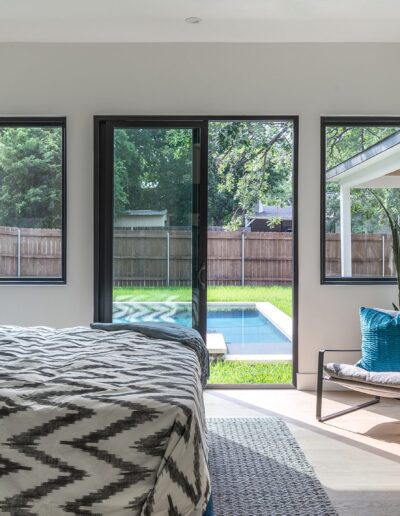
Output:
[
  {"xmin": 241, "ymin": 232, "xmax": 245, "ymax": 286},
  {"xmin": 16, "ymin": 229, "xmax": 21, "ymax": 277},
  {"xmin": 382, "ymin": 234, "xmax": 385, "ymax": 277},
  {"xmin": 166, "ymin": 231, "xmax": 170, "ymax": 286}
]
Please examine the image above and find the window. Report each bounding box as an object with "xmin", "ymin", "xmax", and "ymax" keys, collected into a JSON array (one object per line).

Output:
[
  {"xmin": 321, "ymin": 117, "xmax": 400, "ymax": 284},
  {"xmin": 0, "ymin": 118, "xmax": 66, "ymax": 283}
]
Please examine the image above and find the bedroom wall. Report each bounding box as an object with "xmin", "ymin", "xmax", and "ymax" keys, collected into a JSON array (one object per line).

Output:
[{"xmin": 0, "ymin": 43, "xmax": 398, "ymax": 388}]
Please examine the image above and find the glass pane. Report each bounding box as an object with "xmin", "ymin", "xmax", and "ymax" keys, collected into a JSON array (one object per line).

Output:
[
  {"xmin": 207, "ymin": 120, "xmax": 294, "ymax": 385},
  {"xmin": 0, "ymin": 125, "xmax": 63, "ymax": 279},
  {"xmin": 324, "ymin": 125, "xmax": 400, "ymax": 279},
  {"xmin": 112, "ymin": 127, "xmax": 196, "ymax": 326}
]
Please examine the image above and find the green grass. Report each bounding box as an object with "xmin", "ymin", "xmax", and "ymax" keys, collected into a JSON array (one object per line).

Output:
[
  {"xmin": 113, "ymin": 285, "xmax": 292, "ymax": 316},
  {"xmin": 209, "ymin": 360, "xmax": 292, "ymax": 384}
]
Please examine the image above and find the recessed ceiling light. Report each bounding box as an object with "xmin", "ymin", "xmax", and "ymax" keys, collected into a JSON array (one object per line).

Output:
[{"xmin": 185, "ymin": 17, "xmax": 202, "ymax": 24}]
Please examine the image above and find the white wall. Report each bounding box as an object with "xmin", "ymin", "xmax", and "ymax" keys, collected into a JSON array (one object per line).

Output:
[{"xmin": 0, "ymin": 43, "xmax": 398, "ymax": 387}]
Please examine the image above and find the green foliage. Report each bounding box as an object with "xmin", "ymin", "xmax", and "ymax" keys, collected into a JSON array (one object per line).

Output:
[
  {"xmin": 114, "ymin": 128, "xmax": 193, "ymax": 226},
  {"xmin": 0, "ymin": 127, "xmax": 62, "ymax": 228},
  {"xmin": 326, "ymin": 126, "xmax": 399, "ymax": 170},
  {"xmin": 113, "ymin": 122, "xmax": 294, "ymax": 228},
  {"xmin": 208, "ymin": 121, "xmax": 293, "ymax": 228},
  {"xmin": 3, "ymin": 122, "xmax": 399, "ymax": 238},
  {"xmin": 267, "ymin": 216, "xmax": 282, "ymax": 229},
  {"xmin": 0, "ymin": 122, "xmax": 294, "ymax": 231},
  {"xmin": 208, "ymin": 360, "xmax": 292, "ymax": 384}
]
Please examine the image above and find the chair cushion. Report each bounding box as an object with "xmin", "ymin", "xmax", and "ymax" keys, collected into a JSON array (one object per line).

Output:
[
  {"xmin": 324, "ymin": 363, "xmax": 400, "ymax": 388},
  {"xmin": 356, "ymin": 307, "xmax": 400, "ymax": 372}
]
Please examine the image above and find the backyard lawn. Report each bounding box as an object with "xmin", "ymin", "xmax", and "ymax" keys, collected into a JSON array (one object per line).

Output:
[
  {"xmin": 113, "ymin": 285, "xmax": 292, "ymax": 316},
  {"xmin": 209, "ymin": 360, "xmax": 292, "ymax": 384}
]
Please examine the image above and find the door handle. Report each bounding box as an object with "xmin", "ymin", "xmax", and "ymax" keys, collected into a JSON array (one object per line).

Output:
[{"xmin": 198, "ymin": 262, "xmax": 207, "ymax": 289}]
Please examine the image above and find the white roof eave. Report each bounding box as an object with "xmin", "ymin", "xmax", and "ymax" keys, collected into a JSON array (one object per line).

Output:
[{"xmin": 327, "ymin": 142, "xmax": 400, "ymax": 188}]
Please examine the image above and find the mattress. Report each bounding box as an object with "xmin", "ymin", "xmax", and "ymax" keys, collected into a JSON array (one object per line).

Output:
[{"xmin": 0, "ymin": 325, "xmax": 210, "ymax": 515}]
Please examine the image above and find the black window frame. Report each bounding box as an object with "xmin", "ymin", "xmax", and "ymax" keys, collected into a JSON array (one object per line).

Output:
[
  {"xmin": 321, "ymin": 116, "xmax": 400, "ymax": 285},
  {"xmin": 94, "ymin": 115, "xmax": 298, "ymax": 388},
  {"xmin": 0, "ymin": 117, "xmax": 67, "ymax": 285}
]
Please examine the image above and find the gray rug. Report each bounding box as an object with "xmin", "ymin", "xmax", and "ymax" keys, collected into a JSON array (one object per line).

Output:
[{"xmin": 207, "ymin": 418, "xmax": 337, "ymax": 516}]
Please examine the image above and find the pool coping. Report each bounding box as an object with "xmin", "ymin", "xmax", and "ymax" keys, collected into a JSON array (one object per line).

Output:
[
  {"xmin": 256, "ymin": 302, "xmax": 292, "ymax": 340},
  {"xmin": 225, "ymin": 354, "xmax": 292, "ymax": 362}
]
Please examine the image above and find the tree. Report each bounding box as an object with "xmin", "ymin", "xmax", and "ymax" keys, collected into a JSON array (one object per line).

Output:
[
  {"xmin": 114, "ymin": 122, "xmax": 294, "ymax": 229},
  {"xmin": 0, "ymin": 122, "xmax": 296, "ymax": 232},
  {"xmin": 326, "ymin": 126, "xmax": 399, "ymax": 169},
  {"xmin": 114, "ymin": 128, "xmax": 193, "ymax": 226},
  {"xmin": 208, "ymin": 121, "xmax": 293, "ymax": 228},
  {"xmin": 0, "ymin": 127, "xmax": 62, "ymax": 228}
]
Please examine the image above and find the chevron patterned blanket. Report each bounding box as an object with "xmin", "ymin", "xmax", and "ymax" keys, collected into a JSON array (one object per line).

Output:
[{"xmin": 0, "ymin": 325, "xmax": 210, "ymax": 515}]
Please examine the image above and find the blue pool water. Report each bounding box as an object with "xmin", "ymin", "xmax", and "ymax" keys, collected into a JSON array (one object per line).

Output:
[
  {"xmin": 208, "ymin": 309, "xmax": 290, "ymax": 354},
  {"xmin": 113, "ymin": 304, "xmax": 291, "ymax": 355}
]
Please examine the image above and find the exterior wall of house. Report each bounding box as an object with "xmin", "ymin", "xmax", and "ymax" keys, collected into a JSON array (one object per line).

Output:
[
  {"xmin": 250, "ymin": 219, "xmax": 292, "ymax": 232},
  {"xmin": 0, "ymin": 43, "xmax": 398, "ymax": 388},
  {"xmin": 114, "ymin": 214, "xmax": 167, "ymax": 228}
]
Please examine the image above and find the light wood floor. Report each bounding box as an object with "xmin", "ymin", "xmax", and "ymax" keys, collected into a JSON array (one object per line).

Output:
[{"xmin": 204, "ymin": 389, "xmax": 400, "ymax": 516}]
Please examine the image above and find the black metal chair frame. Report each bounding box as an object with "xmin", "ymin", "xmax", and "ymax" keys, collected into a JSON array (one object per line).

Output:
[{"xmin": 316, "ymin": 349, "xmax": 380, "ymax": 422}]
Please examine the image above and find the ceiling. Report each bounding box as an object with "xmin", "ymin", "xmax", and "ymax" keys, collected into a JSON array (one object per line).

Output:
[{"xmin": 0, "ymin": 0, "xmax": 400, "ymax": 43}]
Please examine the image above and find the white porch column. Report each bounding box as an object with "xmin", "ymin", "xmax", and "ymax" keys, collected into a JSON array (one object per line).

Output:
[{"xmin": 340, "ymin": 184, "xmax": 352, "ymax": 277}]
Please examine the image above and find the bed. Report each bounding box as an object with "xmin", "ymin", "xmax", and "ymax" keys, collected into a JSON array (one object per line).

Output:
[{"xmin": 0, "ymin": 323, "xmax": 210, "ymax": 515}]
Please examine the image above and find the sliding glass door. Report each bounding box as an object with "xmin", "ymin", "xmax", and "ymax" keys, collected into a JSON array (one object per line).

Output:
[
  {"xmin": 94, "ymin": 120, "xmax": 208, "ymax": 338},
  {"xmin": 94, "ymin": 116, "xmax": 298, "ymax": 387}
]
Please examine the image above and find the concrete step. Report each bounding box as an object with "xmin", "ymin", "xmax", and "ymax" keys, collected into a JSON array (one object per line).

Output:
[{"xmin": 206, "ymin": 332, "xmax": 227, "ymax": 355}]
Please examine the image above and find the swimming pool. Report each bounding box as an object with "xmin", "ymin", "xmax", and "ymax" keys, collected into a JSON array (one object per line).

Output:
[
  {"xmin": 113, "ymin": 302, "xmax": 291, "ymax": 355},
  {"xmin": 207, "ymin": 308, "xmax": 291, "ymax": 354}
]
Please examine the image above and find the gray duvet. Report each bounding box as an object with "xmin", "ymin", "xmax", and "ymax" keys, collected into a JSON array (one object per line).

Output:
[{"xmin": 0, "ymin": 324, "xmax": 210, "ymax": 515}]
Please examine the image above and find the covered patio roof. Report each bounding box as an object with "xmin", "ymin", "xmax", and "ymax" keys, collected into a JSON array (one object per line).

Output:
[
  {"xmin": 326, "ymin": 130, "xmax": 400, "ymax": 276},
  {"xmin": 327, "ymin": 130, "xmax": 400, "ymax": 188}
]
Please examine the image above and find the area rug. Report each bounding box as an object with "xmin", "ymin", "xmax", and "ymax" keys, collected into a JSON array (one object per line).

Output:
[{"xmin": 207, "ymin": 418, "xmax": 337, "ymax": 516}]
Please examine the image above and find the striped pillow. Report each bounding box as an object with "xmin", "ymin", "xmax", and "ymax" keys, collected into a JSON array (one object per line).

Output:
[{"xmin": 356, "ymin": 307, "xmax": 400, "ymax": 372}]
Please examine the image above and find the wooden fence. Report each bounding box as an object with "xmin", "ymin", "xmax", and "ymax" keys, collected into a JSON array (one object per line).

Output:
[
  {"xmin": 207, "ymin": 231, "xmax": 292, "ymax": 285},
  {"xmin": 0, "ymin": 226, "xmax": 62, "ymax": 278},
  {"xmin": 113, "ymin": 229, "xmax": 293, "ymax": 286},
  {"xmin": 113, "ymin": 229, "xmax": 396, "ymax": 286},
  {"xmin": 325, "ymin": 233, "xmax": 395, "ymax": 278},
  {"xmin": 0, "ymin": 226, "xmax": 394, "ymax": 282}
]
